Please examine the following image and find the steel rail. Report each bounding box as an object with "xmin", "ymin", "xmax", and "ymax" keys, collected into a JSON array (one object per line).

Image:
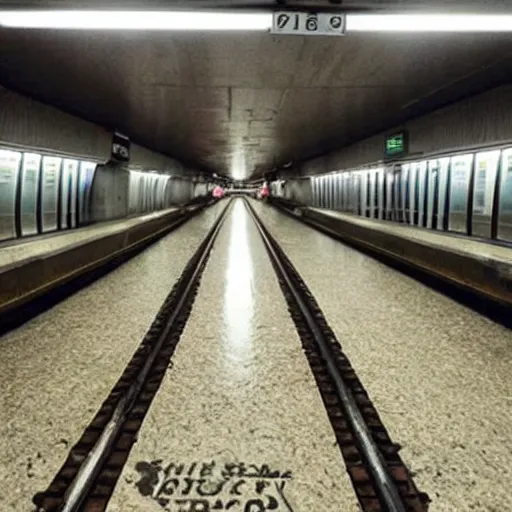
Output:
[
  {"xmin": 244, "ymin": 197, "xmax": 407, "ymax": 512},
  {"xmin": 55, "ymin": 199, "xmax": 232, "ymax": 512}
]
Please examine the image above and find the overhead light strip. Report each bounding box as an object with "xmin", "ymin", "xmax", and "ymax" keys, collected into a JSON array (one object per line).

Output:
[
  {"xmin": 347, "ymin": 14, "xmax": 512, "ymax": 32},
  {"xmin": 0, "ymin": 11, "xmax": 272, "ymax": 31},
  {"xmin": 1, "ymin": 11, "xmax": 512, "ymax": 32}
]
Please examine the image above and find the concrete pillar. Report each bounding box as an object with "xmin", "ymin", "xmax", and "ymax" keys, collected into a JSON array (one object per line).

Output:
[{"xmin": 90, "ymin": 162, "xmax": 129, "ymax": 222}]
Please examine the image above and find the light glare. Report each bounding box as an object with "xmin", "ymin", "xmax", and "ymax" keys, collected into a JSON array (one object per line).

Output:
[
  {"xmin": 1, "ymin": 11, "xmax": 512, "ymax": 33},
  {"xmin": 347, "ymin": 14, "xmax": 512, "ymax": 32},
  {"xmin": 0, "ymin": 11, "xmax": 272, "ymax": 31}
]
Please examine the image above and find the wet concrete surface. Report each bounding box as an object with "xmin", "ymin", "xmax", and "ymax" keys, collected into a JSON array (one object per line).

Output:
[
  {"xmin": 107, "ymin": 199, "xmax": 360, "ymax": 512},
  {"xmin": 0, "ymin": 201, "xmax": 226, "ymax": 511},
  {"xmin": 251, "ymin": 199, "xmax": 512, "ymax": 512}
]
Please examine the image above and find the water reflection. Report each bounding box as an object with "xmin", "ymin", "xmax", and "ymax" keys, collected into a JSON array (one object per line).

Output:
[{"xmin": 223, "ymin": 200, "xmax": 255, "ymax": 374}]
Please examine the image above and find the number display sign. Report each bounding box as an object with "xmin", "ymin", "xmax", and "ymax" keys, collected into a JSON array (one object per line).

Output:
[
  {"xmin": 271, "ymin": 11, "xmax": 346, "ymax": 36},
  {"xmin": 112, "ymin": 131, "xmax": 130, "ymax": 162}
]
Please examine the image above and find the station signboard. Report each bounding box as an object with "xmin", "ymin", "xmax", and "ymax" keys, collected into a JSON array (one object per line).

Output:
[
  {"xmin": 111, "ymin": 131, "xmax": 130, "ymax": 162},
  {"xmin": 271, "ymin": 11, "xmax": 346, "ymax": 36},
  {"xmin": 385, "ymin": 131, "xmax": 408, "ymax": 158}
]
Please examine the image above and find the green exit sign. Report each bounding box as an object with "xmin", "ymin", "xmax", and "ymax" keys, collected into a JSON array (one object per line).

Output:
[{"xmin": 385, "ymin": 131, "xmax": 408, "ymax": 157}]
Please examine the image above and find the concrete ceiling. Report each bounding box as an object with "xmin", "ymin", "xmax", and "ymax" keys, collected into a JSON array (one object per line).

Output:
[{"xmin": 2, "ymin": 1, "xmax": 512, "ymax": 178}]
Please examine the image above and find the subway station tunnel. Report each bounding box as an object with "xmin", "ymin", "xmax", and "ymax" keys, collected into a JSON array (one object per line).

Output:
[{"xmin": 1, "ymin": 1, "xmax": 512, "ymax": 511}]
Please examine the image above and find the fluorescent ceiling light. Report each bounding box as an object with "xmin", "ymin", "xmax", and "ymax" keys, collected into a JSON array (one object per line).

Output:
[
  {"xmin": 0, "ymin": 10, "xmax": 272, "ymax": 30},
  {"xmin": 1, "ymin": 11, "xmax": 512, "ymax": 32},
  {"xmin": 347, "ymin": 14, "xmax": 512, "ymax": 32}
]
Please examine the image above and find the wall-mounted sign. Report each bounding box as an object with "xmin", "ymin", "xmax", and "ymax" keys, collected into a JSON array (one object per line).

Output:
[
  {"xmin": 112, "ymin": 131, "xmax": 130, "ymax": 162},
  {"xmin": 385, "ymin": 131, "xmax": 408, "ymax": 158},
  {"xmin": 271, "ymin": 11, "xmax": 346, "ymax": 36}
]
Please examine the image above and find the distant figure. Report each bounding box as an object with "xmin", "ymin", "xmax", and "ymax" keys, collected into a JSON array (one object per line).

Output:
[
  {"xmin": 259, "ymin": 182, "xmax": 269, "ymax": 199},
  {"xmin": 212, "ymin": 185, "xmax": 224, "ymax": 199}
]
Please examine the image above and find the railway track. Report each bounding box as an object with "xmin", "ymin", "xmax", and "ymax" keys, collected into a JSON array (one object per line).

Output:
[
  {"xmin": 34, "ymin": 196, "xmax": 429, "ymax": 511},
  {"xmin": 244, "ymin": 198, "xmax": 430, "ymax": 512},
  {"xmin": 33, "ymin": 199, "xmax": 232, "ymax": 512}
]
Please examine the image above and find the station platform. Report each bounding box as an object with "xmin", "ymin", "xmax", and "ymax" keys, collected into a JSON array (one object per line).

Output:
[
  {"xmin": 309, "ymin": 207, "xmax": 512, "ymax": 265},
  {"xmin": 0, "ymin": 198, "xmax": 510, "ymax": 511},
  {"xmin": 272, "ymin": 199, "xmax": 512, "ymax": 308},
  {"xmin": 0, "ymin": 208, "xmax": 181, "ymax": 270},
  {"xmin": 0, "ymin": 203, "xmax": 207, "ymax": 317}
]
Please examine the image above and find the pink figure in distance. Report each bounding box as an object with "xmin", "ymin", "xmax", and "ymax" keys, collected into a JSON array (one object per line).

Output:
[{"xmin": 212, "ymin": 185, "xmax": 224, "ymax": 198}]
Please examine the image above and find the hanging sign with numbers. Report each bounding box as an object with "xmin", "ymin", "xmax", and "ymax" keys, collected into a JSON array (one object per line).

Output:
[
  {"xmin": 111, "ymin": 131, "xmax": 130, "ymax": 162},
  {"xmin": 271, "ymin": 11, "xmax": 346, "ymax": 36}
]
